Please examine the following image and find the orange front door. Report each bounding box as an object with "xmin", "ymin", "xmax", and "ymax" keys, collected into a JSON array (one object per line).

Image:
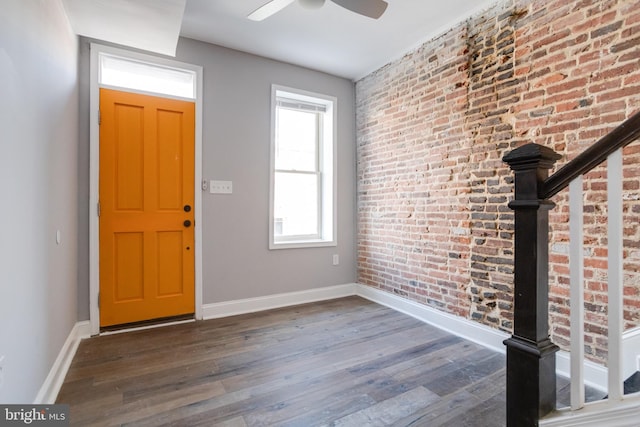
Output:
[{"xmin": 99, "ymin": 88, "xmax": 195, "ymax": 327}]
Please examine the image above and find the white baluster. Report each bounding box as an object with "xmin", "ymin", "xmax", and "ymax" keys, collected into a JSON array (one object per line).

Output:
[
  {"xmin": 569, "ymin": 176, "xmax": 585, "ymax": 410},
  {"xmin": 607, "ymin": 148, "xmax": 624, "ymax": 401}
]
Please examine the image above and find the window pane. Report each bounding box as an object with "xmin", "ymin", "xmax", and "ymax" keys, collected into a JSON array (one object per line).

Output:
[
  {"xmin": 100, "ymin": 54, "xmax": 196, "ymax": 99},
  {"xmin": 275, "ymin": 107, "xmax": 317, "ymax": 172},
  {"xmin": 274, "ymin": 172, "xmax": 318, "ymax": 237}
]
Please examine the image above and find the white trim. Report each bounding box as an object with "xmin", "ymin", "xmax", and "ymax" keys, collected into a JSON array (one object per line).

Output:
[
  {"xmin": 355, "ymin": 285, "xmax": 509, "ymax": 354},
  {"xmin": 608, "ymin": 148, "xmax": 624, "ymax": 400},
  {"xmin": 540, "ymin": 396, "xmax": 640, "ymax": 427},
  {"xmin": 556, "ymin": 351, "xmax": 609, "ymax": 393},
  {"xmin": 99, "ymin": 319, "xmax": 195, "ymax": 336},
  {"xmin": 193, "ymin": 52, "xmax": 204, "ymax": 321},
  {"xmin": 269, "ymin": 84, "xmax": 337, "ymax": 250},
  {"xmin": 89, "ymin": 44, "xmax": 100, "ymax": 336},
  {"xmin": 34, "ymin": 321, "xmax": 91, "ymax": 404},
  {"xmin": 356, "ymin": 285, "xmax": 613, "ymax": 391},
  {"xmin": 203, "ymin": 284, "xmax": 357, "ymax": 320},
  {"xmin": 88, "ymin": 43, "xmax": 204, "ymax": 335},
  {"xmin": 570, "ymin": 176, "xmax": 586, "ymax": 409},
  {"xmin": 623, "ymin": 326, "xmax": 640, "ymax": 378}
]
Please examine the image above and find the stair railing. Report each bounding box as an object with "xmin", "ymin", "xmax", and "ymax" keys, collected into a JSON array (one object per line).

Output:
[{"xmin": 502, "ymin": 110, "xmax": 640, "ymax": 426}]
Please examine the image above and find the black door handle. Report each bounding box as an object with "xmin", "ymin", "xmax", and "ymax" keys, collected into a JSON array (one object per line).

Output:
[
  {"xmin": 184, "ymin": 204, "xmax": 191, "ymax": 212},
  {"xmin": 183, "ymin": 220, "xmax": 192, "ymax": 228}
]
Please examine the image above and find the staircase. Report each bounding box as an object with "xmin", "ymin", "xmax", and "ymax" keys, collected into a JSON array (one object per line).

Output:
[{"xmin": 502, "ymin": 111, "xmax": 640, "ymax": 426}]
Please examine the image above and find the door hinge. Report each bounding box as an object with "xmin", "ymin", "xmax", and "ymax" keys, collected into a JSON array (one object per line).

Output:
[
  {"xmin": 97, "ymin": 292, "xmax": 100, "ymax": 308},
  {"xmin": 98, "ymin": 110, "xmax": 101, "ymax": 125},
  {"xmin": 97, "ymin": 201, "xmax": 101, "ymax": 217}
]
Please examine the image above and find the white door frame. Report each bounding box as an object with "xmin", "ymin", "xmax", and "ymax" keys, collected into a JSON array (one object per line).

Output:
[{"xmin": 89, "ymin": 43, "xmax": 204, "ymax": 335}]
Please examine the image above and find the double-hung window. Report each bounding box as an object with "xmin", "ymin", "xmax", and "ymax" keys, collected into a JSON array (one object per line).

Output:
[{"xmin": 270, "ymin": 85, "xmax": 336, "ymax": 249}]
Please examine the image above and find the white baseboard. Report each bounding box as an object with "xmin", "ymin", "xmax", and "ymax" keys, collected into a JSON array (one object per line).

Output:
[
  {"xmin": 354, "ymin": 284, "xmax": 509, "ymax": 354},
  {"xmin": 202, "ymin": 283, "xmax": 358, "ymax": 320},
  {"xmin": 623, "ymin": 326, "xmax": 640, "ymax": 379},
  {"xmin": 556, "ymin": 351, "xmax": 608, "ymax": 392},
  {"xmin": 554, "ymin": 325, "xmax": 640, "ymax": 393},
  {"xmin": 35, "ymin": 321, "xmax": 91, "ymax": 404},
  {"xmin": 355, "ymin": 284, "xmax": 613, "ymax": 392}
]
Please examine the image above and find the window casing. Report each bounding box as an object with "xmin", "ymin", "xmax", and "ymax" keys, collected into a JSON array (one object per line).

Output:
[{"xmin": 270, "ymin": 86, "xmax": 337, "ymax": 249}]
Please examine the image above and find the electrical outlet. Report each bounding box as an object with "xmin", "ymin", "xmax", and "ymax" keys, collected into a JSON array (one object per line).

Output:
[
  {"xmin": 0, "ymin": 355, "xmax": 5, "ymax": 390},
  {"xmin": 210, "ymin": 180, "xmax": 233, "ymax": 194},
  {"xmin": 332, "ymin": 254, "xmax": 339, "ymax": 266}
]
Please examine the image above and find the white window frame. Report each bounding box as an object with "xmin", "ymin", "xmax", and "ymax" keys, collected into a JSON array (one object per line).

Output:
[{"xmin": 269, "ymin": 85, "xmax": 337, "ymax": 249}]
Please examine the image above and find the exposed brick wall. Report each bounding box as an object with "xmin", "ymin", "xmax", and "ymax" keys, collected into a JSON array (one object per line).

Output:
[
  {"xmin": 513, "ymin": 0, "xmax": 640, "ymax": 361},
  {"xmin": 356, "ymin": 0, "xmax": 640, "ymax": 364},
  {"xmin": 357, "ymin": 24, "xmax": 474, "ymax": 319},
  {"xmin": 465, "ymin": 2, "xmax": 520, "ymax": 331}
]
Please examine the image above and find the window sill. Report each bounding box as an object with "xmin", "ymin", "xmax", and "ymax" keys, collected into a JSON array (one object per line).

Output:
[{"xmin": 270, "ymin": 239, "xmax": 337, "ymax": 250}]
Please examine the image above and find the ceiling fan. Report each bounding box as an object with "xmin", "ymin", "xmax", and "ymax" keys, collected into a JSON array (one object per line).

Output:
[{"xmin": 248, "ymin": 0, "xmax": 388, "ymax": 21}]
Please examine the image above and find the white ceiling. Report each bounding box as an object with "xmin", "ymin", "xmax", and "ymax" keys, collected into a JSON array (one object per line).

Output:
[
  {"xmin": 62, "ymin": 0, "xmax": 186, "ymax": 56},
  {"xmin": 181, "ymin": 0, "xmax": 497, "ymax": 81},
  {"xmin": 62, "ymin": 0, "xmax": 499, "ymax": 82}
]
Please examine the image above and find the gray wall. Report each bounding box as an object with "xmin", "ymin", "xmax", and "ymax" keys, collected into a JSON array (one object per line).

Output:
[
  {"xmin": 0, "ymin": 0, "xmax": 79, "ymax": 402},
  {"xmin": 77, "ymin": 37, "xmax": 357, "ymax": 318}
]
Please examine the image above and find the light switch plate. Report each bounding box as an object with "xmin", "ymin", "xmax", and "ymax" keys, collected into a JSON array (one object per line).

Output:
[{"xmin": 210, "ymin": 180, "xmax": 232, "ymax": 194}]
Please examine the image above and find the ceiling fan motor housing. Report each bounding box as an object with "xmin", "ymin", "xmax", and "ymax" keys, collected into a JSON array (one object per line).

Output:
[{"xmin": 298, "ymin": 0, "xmax": 326, "ymax": 9}]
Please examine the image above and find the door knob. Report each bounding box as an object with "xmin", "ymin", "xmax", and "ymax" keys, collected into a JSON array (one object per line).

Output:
[
  {"xmin": 183, "ymin": 220, "xmax": 192, "ymax": 228},
  {"xmin": 184, "ymin": 204, "xmax": 191, "ymax": 212}
]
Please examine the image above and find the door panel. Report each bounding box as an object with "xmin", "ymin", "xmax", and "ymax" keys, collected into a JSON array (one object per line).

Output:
[
  {"xmin": 114, "ymin": 232, "xmax": 144, "ymax": 302},
  {"xmin": 157, "ymin": 231, "xmax": 184, "ymax": 296},
  {"xmin": 114, "ymin": 104, "xmax": 144, "ymax": 211},
  {"xmin": 156, "ymin": 109, "xmax": 184, "ymax": 211},
  {"xmin": 99, "ymin": 88, "xmax": 195, "ymax": 327}
]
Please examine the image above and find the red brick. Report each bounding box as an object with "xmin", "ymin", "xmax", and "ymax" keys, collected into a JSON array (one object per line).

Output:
[{"xmin": 357, "ymin": 0, "xmax": 640, "ymax": 365}]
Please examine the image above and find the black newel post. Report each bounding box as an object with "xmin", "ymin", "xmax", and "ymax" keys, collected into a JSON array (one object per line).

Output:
[{"xmin": 502, "ymin": 144, "xmax": 562, "ymax": 426}]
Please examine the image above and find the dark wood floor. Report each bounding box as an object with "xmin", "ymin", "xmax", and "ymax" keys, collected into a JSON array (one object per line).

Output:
[
  {"xmin": 58, "ymin": 297, "xmax": 507, "ymax": 426},
  {"xmin": 58, "ymin": 296, "xmax": 612, "ymax": 426},
  {"xmin": 56, "ymin": 296, "xmax": 607, "ymax": 426}
]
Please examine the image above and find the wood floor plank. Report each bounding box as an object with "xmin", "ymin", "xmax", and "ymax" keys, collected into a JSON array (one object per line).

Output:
[
  {"xmin": 219, "ymin": 323, "xmax": 428, "ymax": 394},
  {"xmin": 106, "ymin": 381, "xmax": 226, "ymax": 426},
  {"xmin": 393, "ymin": 389, "xmax": 486, "ymax": 427},
  {"xmin": 346, "ymin": 334, "xmax": 462, "ymax": 378},
  {"xmin": 57, "ymin": 296, "xmax": 512, "ymax": 426},
  {"xmin": 214, "ymin": 416, "xmax": 248, "ymax": 427},
  {"xmin": 326, "ymin": 386, "xmax": 440, "ymax": 427},
  {"xmin": 241, "ymin": 371, "xmax": 379, "ymax": 427},
  {"xmin": 423, "ymin": 352, "xmax": 505, "ymax": 397}
]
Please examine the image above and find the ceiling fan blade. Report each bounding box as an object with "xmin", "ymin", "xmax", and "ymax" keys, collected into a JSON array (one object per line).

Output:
[
  {"xmin": 248, "ymin": 0, "xmax": 296, "ymax": 21},
  {"xmin": 330, "ymin": 0, "xmax": 388, "ymax": 19}
]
